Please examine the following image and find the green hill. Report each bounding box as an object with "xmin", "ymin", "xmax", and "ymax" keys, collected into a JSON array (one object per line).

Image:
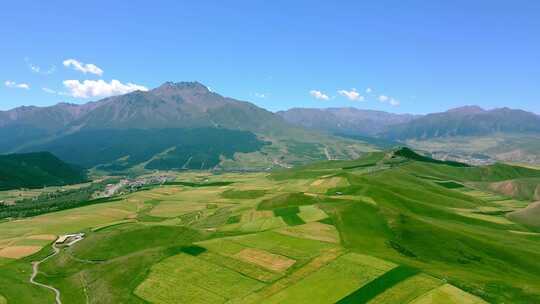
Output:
[{"xmin": 0, "ymin": 152, "xmax": 87, "ymax": 190}]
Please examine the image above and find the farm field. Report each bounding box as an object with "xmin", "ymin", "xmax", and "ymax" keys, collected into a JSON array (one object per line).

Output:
[{"xmin": 0, "ymin": 148, "xmax": 539, "ymax": 303}]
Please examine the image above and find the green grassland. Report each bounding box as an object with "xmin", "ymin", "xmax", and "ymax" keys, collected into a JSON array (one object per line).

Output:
[{"xmin": 0, "ymin": 148, "xmax": 539, "ymax": 303}]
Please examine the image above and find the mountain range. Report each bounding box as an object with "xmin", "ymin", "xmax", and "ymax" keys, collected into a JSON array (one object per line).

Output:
[
  {"xmin": 278, "ymin": 105, "xmax": 540, "ymax": 139},
  {"xmin": 384, "ymin": 106, "xmax": 540, "ymax": 140},
  {"xmin": 0, "ymin": 82, "xmax": 371, "ymax": 172},
  {"xmin": 2, "ymin": 82, "xmax": 539, "ymax": 170},
  {"xmin": 279, "ymin": 105, "xmax": 540, "ymax": 164},
  {"xmin": 276, "ymin": 107, "xmax": 418, "ymax": 136}
]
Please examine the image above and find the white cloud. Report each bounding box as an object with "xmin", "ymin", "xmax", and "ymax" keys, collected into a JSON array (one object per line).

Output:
[
  {"xmin": 365, "ymin": 88, "xmax": 372, "ymax": 94},
  {"xmin": 309, "ymin": 90, "xmax": 330, "ymax": 101},
  {"xmin": 63, "ymin": 79, "xmax": 148, "ymax": 98},
  {"xmin": 63, "ymin": 59, "xmax": 104, "ymax": 76},
  {"xmin": 254, "ymin": 92, "xmax": 267, "ymax": 98},
  {"xmin": 377, "ymin": 94, "xmax": 401, "ymax": 106},
  {"xmin": 42, "ymin": 87, "xmax": 69, "ymax": 96},
  {"xmin": 42, "ymin": 87, "xmax": 56, "ymax": 94},
  {"xmin": 25, "ymin": 58, "xmax": 56, "ymax": 75},
  {"xmin": 5, "ymin": 80, "xmax": 30, "ymax": 89},
  {"xmin": 338, "ymin": 88, "xmax": 364, "ymax": 101}
]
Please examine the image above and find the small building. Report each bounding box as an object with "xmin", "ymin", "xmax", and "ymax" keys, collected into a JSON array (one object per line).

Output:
[{"xmin": 55, "ymin": 233, "xmax": 85, "ymax": 245}]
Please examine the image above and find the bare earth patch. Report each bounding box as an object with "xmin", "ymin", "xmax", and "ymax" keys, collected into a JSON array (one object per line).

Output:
[
  {"xmin": 235, "ymin": 248, "xmax": 296, "ymax": 272},
  {"xmin": 241, "ymin": 210, "xmax": 274, "ymax": 222},
  {"xmin": 507, "ymin": 201, "xmax": 540, "ymax": 228},
  {"xmin": 0, "ymin": 245, "xmax": 42, "ymax": 259},
  {"xmin": 489, "ymin": 180, "xmax": 517, "ymax": 197},
  {"xmin": 310, "ymin": 179, "xmax": 325, "ymax": 186}
]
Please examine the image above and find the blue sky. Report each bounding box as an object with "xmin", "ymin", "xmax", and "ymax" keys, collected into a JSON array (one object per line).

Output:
[{"xmin": 1, "ymin": 0, "xmax": 539, "ymax": 114}]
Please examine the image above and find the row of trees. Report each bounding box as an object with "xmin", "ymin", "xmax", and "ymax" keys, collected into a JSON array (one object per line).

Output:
[{"xmin": 0, "ymin": 179, "xmax": 119, "ymax": 219}]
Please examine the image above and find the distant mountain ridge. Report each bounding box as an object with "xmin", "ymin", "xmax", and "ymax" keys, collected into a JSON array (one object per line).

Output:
[
  {"xmin": 2, "ymin": 85, "xmax": 539, "ymax": 169},
  {"xmin": 277, "ymin": 106, "xmax": 540, "ymax": 140},
  {"xmin": 276, "ymin": 105, "xmax": 540, "ymax": 164},
  {"xmin": 0, "ymin": 82, "xmax": 371, "ymax": 171},
  {"xmin": 384, "ymin": 106, "xmax": 540, "ymax": 140},
  {"xmin": 277, "ymin": 107, "xmax": 418, "ymax": 136}
]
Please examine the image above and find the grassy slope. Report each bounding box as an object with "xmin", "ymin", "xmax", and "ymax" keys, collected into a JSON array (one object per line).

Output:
[
  {"xmin": 1, "ymin": 151, "xmax": 540, "ymax": 303},
  {"xmin": 269, "ymin": 150, "xmax": 540, "ymax": 302},
  {"xmin": 316, "ymin": 164, "xmax": 540, "ymax": 303}
]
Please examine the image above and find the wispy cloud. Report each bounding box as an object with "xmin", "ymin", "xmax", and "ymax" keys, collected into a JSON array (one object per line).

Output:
[
  {"xmin": 365, "ymin": 88, "xmax": 372, "ymax": 94},
  {"xmin": 63, "ymin": 59, "xmax": 104, "ymax": 76},
  {"xmin": 309, "ymin": 90, "xmax": 330, "ymax": 101},
  {"xmin": 42, "ymin": 87, "xmax": 69, "ymax": 96},
  {"xmin": 378, "ymin": 94, "xmax": 400, "ymax": 107},
  {"xmin": 4, "ymin": 80, "xmax": 30, "ymax": 90},
  {"xmin": 254, "ymin": 92, "xmax": 267, "ymax": 98},
  {"xmin": 25, "ymin": 58, "xmax": 56, "ymax": 75},
  {"xmin": 338, "ymin": 88, "xmax": 364, "ymax": 101},
  {"xmin": 63, "ymin": 79, "xmax": 148, "ymax": 98}
]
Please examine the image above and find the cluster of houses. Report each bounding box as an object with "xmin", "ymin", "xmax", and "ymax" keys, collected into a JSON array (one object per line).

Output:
[
  {"xmin": 100, "ymin": 175, "xmax": 176, "ymax": 198},
  {"xmin": 125, "ymin": 175, "xmax": 176, "ymax": 191}
]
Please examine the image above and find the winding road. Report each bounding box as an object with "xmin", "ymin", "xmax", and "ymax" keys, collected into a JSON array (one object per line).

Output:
[{"xmin": 29, "ymin": 243, "xmax": 62, "ymax": 304}]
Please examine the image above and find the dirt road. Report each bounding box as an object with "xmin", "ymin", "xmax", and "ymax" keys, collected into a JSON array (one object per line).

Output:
[{"xmin": 30, "ymin": 243, "xmax": 62, "ymax": 304}]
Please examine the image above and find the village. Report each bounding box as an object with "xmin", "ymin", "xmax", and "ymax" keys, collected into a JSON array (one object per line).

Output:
[{"xmin": 99, "ymin": 175, "xmax": 176, "ymax": 198}]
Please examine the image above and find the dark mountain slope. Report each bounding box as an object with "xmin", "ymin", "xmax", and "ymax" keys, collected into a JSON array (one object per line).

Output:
[
  {"xmin": 30, "ymin": 128, "xmax": 267, "ymax": 171},
  {"xmin": 0, "ymin": 152, "xmax": 87, "ymax": 190}
]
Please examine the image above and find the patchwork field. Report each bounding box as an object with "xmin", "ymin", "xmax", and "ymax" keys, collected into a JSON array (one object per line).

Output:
[{"xmin": 1, "ymin": 149, "xmax": 540, "ymax": 303}]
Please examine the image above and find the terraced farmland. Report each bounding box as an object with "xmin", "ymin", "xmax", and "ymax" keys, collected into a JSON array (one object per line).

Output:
[{"xmin": 0, "ymin": 149, "xmax": 539, "ymax": 303}]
